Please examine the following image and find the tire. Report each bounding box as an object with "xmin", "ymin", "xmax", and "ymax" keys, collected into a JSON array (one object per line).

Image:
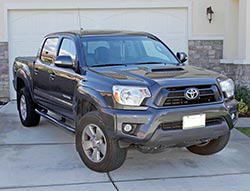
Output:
[
  {"xmin": 17, "ymin": 87, "xmax": 40, "ymax": 127},
  {"xmin": 76, "ymin": 111, "xmax": 127, "ymax": 172},
  {"xmin": 186, "ymin": 132, "xmax": 230, "ymax": 155}
]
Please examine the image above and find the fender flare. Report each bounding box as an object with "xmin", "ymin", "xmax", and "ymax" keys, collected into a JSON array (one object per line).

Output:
[
  {"xmin": 15, "ymin": 68, "xmax": 34, "ymax": 100},
  {"xmin": 73, "ymin": 86, "xmax": 117, "ymax": 151},
  {"xmin": 74, "ymin": 85, "xmax": 109, "ymax": 107},
  {"xmin": 73, "ymin": 85, "xmax": 109, "ymax": 123}
]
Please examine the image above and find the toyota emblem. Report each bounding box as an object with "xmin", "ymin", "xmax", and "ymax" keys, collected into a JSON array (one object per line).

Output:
[{"xmin": 185, "ymin": 88, "xmax": 199, "ymax": 100}]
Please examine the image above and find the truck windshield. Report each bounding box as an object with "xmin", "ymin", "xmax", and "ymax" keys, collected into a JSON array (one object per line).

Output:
[{"xmin": 82, "ymin": 36, "xmax": 179, "ymax": 67}]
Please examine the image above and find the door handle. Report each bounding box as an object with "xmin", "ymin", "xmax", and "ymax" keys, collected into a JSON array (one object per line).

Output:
[
  {"xmin": 49, "ymin": 73, "xmax": 56, "ymax": 81},
  {"xmin": 34, "ymin": 68, "xmax": 39, "ymax": 75}
]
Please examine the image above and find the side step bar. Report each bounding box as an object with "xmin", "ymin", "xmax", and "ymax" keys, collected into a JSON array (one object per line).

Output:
[{"xmin": 35, "ymin": 109, "xmax": 76, "ymax": 134}]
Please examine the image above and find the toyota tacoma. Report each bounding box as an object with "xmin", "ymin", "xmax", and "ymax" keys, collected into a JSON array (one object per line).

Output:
[{"xmin": 13, "ymin": 30, "xmax": 238, "ymax": 172}]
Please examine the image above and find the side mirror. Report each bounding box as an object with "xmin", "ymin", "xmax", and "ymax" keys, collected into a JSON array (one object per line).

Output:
[
  {"xmin": 176, "ymin": 52, "xmax": 188, "ymax": 63},
  {"xmin": 55, "ymin": 55, "xmax": 73, "ymax": 68}
]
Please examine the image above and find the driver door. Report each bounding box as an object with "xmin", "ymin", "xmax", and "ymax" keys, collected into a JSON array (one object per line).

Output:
[{"xmin": 49, "ymin": 37, "xmax": 79, "ymax": 119}]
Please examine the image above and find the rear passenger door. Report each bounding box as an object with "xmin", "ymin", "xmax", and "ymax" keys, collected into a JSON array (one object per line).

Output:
[{"xmin": 33, "ymin": 37, "xmax": 59, "ymax": 107}]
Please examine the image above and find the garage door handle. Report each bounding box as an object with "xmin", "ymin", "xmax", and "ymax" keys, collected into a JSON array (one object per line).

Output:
[
  {"xmin": 49, "ymin": 73, "xmax": 56, "ymax": 81},
  {"xmin": 34, "ymin": 68, "xmax": 39, "ymax": 75}
]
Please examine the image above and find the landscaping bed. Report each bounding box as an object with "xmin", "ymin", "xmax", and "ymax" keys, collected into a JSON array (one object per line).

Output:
[
  {"xmin": 235, "ymin": 86, "xmax": 250, "ymax": 137},
  {"xmin": 237, "ymin": 128, "xmax": 250, "ymax": 137},
  {"xmin": 236, "ymin": 85, "xmax": 250, "ymax": 118}
]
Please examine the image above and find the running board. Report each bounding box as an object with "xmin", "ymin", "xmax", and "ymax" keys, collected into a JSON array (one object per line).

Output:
[{"xmin": 35, "ymin": 109, "xmax": 76, "ymax": 134}]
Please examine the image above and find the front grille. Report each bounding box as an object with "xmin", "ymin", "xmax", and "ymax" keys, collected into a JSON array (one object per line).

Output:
[
  {"xmin": 206, "ymin": 118, "xmax": 224, "ymax": 126},
  {"xmin": 160, "ymin": 118, "xmax": 224, "ymax": 131},
  {"xmin": 160, "ymin": 121, "xmax": 182, "ymax": 130},
  {"xmin": 160, "ymin": 85, "xmax": 221, "ymax": 107}
]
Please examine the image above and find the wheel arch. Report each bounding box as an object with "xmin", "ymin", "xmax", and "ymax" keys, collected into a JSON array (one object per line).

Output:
[
  {"xmin": 73, "ymin": 86, "xmax": 109, "ymax": 125},
  {"xmin": 15, "ymin": 69, "xmax": 33, "ymax": 97},
  {"xmin": 73, "ymin": 86, "xmax": 116, "ymax": 142}
]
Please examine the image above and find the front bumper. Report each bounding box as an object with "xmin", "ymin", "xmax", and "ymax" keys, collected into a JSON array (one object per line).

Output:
[{"xmin": 100, "ymin": 99, "xmax": 238, "ymax": 147}]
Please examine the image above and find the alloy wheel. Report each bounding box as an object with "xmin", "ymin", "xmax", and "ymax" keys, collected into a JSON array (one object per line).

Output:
[
  {"xmin": 20, "ymin": 95, "xmax": 27, "ymax": 120},
  {"xmin": 82, "ymin": 124, "xmax": 107, "ymax": 163}
]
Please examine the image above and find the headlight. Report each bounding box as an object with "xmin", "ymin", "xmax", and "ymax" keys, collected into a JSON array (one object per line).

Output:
[
  {"xmin": 112, "ymin": 85, "xmax": 151, "ymax": 106},
  {"xmin": 219, "ymin": 78, "xmax": 235, "ymax": 98}
]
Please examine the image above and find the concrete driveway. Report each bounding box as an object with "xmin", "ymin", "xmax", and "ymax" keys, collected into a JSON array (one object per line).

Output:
[{"xmin": 0, "ymin": 102, "xmax": 250, "ymax": 191}]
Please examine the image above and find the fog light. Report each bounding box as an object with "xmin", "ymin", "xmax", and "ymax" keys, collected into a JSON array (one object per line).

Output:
[
  {"xmin": 123, "ymin": 124, "xmax": 133, "ymax": 132},
  {"xmin": 231, "ymin": 113, "xmax": 235, "ymax": 120}
]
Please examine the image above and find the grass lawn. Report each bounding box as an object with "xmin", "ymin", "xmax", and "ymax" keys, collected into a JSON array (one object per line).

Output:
[{"xmin": 237, "ymin": 128, "xmax": 250, "ymax": 137}]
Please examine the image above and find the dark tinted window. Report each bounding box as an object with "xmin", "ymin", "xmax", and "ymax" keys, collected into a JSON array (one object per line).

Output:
[
  {"xmin": 58, "ymin": 38, "xmax": 77, "ymax": 65},
  {"xmin": 82, "ymin": 36, "xmax": 179, "ymax": 67},
  {"xmin": 41, "ymin": 38, "xmax": 58, "ymax": 64}
]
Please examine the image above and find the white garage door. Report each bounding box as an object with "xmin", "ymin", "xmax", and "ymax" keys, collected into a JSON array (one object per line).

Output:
[{"xmin": 8, "ymin": 8, "xmax": 188, "ymax": 98}]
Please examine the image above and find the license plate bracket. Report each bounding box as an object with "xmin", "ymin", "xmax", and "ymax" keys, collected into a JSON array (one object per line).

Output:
[{"xmin": 183, "ymin": 114, "xmax": 206, "ymax": 130}]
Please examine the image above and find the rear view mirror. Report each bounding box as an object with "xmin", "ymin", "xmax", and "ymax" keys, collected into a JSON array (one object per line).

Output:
[
  {"xmin": 176, "ymin": 52, "xmax": 188, "ymax": 63},
  {"xmin": 55, "ymin": 55, "xmax": 73, "ymax": 68}
]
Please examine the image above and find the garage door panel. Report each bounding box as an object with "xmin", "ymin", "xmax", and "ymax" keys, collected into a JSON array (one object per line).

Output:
[
  {"xmin": 81, "ymin": 11, "xmax": 125, "ymax": 30},
  {"xmin": 10, "ymin": 40, "xmax": 41, "ymax": 57},
  {"xmin": 167, "ymin": 38, "xmax": 186, "ymax": 53},
  {"xmin": 9, "ymin": 11, "xmax": 79, "ymax": 37}
]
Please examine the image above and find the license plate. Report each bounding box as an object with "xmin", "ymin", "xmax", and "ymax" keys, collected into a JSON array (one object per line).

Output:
[{"xmin": 183, "ymin": 114, "xmax": 206, "ymax": 130}]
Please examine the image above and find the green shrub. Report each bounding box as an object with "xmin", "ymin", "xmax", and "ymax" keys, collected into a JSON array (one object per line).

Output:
[
  {"xmin": 238, "ymin": 99, "xmax": 249, "ymax": 113},
  {"xmin": 235, "ymin": 86, "xmax": 250, "ymax": 114}
]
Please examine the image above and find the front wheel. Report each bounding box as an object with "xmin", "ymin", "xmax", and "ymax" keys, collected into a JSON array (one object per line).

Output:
[
  {"xmin": 186, "ymin": 132, "xmax": 230, "ymax": 155},
  {"xmin": 76, "ymin": 111, "xmax": 127, "ymax": 172},
  {"xmin": 17, "ymin": 87, "xmax": 40, "ymax": 127}
]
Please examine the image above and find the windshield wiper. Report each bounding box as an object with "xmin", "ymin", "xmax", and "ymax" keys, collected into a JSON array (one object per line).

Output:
[{"xmin": 90, "ymin": 63, "xmax": 127, "ymax": 67}]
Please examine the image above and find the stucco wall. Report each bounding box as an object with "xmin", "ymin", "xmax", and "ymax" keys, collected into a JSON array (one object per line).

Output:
[
  {"xmin": 192, "ymin": 0, "xmax": 225, "ymax": 37},
  {"xmin": 223, "ymin": 0, "xmax": 239, "ymax": 60},
  {"xmin": 0, "ymin": 2, "xmax": 4, "ymax": 40}
]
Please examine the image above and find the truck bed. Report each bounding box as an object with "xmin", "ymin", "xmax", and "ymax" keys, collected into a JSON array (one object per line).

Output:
[{"xmin": 15, "ymin": 56, "xmax": 36, "ymax": 65}]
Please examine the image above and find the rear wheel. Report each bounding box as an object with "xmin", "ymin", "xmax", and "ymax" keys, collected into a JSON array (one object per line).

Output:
[
  {"xmin": 186, "ymin": 132, "xmax": 230, "ymax": 155},
  {"xmin": 76, "ymin": 111, "xmax": 127, "ymax": 172},
  {"xmin": 17, "ymin": 87, "xmax": 40, "ymax": 127}
]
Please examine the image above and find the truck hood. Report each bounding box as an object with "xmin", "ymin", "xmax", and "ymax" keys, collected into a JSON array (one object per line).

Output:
[{"xmin": 88, "ymin": 64, "xmax": 225, "ymax": 87}]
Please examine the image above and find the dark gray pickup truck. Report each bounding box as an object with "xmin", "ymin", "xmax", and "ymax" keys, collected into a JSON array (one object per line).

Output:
[{"xmin": 13, "ymin": 30, "xmax": 238, "ymax": 172}]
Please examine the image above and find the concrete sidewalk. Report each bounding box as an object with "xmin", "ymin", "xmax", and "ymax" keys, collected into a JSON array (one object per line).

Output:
[
  {"xmin": 235, "ymin": 118, "xmax": 250, "ymax": 128},
  {"xmin": 0, "ymin": 101, "xmax": 250, "ymax": 191}
]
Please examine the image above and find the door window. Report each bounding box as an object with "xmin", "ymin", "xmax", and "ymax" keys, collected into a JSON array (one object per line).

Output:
[
  {"xmin": 58, "ymin": 38, "xmax": 77, "ymax": 65},
  {"xmin": 40, "ymin": 38, "xmax": 58, "ymax": 64}
]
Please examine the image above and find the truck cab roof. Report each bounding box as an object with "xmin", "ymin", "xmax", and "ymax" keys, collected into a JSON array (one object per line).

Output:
[{"xmin": 46, "ymin": 30, "xmax": 156, "ymax": 38}]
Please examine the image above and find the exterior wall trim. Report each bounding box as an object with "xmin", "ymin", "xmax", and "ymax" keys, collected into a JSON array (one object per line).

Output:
[
  {"xmin": 220, "ymin": 59, "xmax": 250, "ymax": 65},
  {"xmin": 4, "ymin": 1, "xmax": 192, "ymax": 10},
  {"xmin": 189, "ymin": 36, "xmax": 224, "ymax": 40}
]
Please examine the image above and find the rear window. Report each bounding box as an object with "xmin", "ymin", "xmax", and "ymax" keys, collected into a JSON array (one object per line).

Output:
[{"xmin": 40, "ymin": 38, "xmax": 58, "ymax": 64}]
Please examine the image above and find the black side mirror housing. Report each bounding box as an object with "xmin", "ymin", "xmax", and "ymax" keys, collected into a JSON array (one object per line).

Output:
[
  {"xmin": 176, "ymin": 52, "xmax": 188, "ymax": 63},
  {"xmin": 55, "ymin": 55, "xmax": 73, "ymax": 68}
]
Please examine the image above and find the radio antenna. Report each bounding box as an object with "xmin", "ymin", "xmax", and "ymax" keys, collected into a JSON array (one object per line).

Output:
[{"xmin": 76, "ymin": 0, "xmax": 83, "ymax": 31}]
